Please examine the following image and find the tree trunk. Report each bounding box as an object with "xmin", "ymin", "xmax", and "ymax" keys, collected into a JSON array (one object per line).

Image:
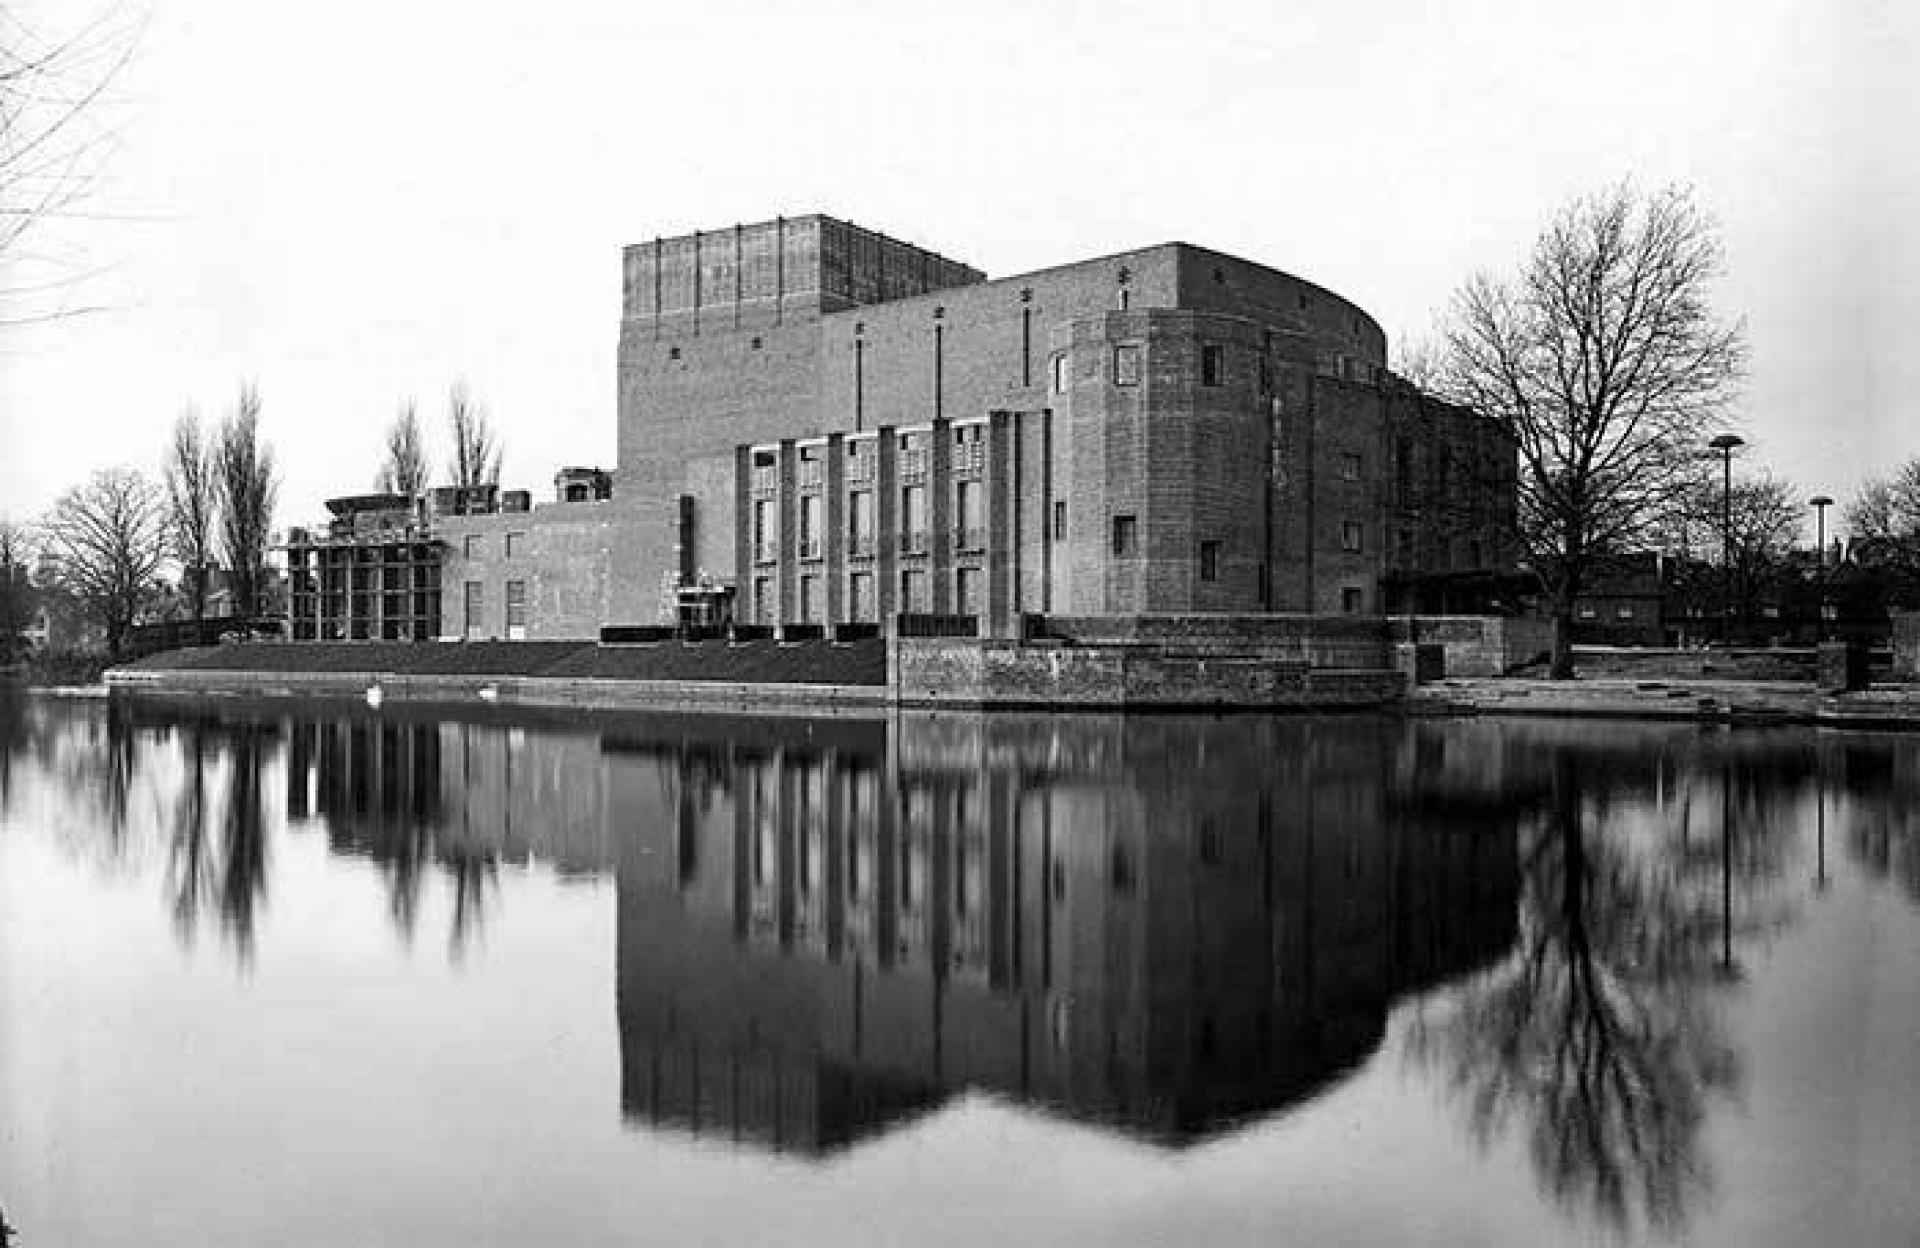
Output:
[{"xmin": 1549, "ymin": 585, "xmax": 1578, "ymax": 679}]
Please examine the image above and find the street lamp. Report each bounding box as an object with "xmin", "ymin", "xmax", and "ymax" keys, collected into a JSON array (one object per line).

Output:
[
  {"xmin": 1709, "ymin": 434, "xmax": 1745, "ymax": 647},
  {"xmin": 1810, "ymin": 494, "xmax": 1834, "ymax": 639}
]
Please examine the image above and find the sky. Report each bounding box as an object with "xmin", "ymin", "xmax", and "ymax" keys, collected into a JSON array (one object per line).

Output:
[{"xmin": 1, "ymin": 0, "xmax": 1915, "ymax": 539}]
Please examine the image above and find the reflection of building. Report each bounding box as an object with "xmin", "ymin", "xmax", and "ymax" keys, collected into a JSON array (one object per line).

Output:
[{"xmin": 613, "ymin": 714, "xmax": 1520, "ymax": 1152}]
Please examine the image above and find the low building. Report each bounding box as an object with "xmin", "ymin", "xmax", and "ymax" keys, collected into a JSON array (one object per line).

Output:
[{"xmin": 284, "ymin": 495, "xmax": 442, "ymax": 641}]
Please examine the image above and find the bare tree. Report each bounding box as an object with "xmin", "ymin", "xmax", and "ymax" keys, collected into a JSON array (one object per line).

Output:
[
  {"xmin": 39, "ymin": 466, "xmax": 169, "ymax": 655},
  {"xmin": 162, "ymin": 407, "xmax": 217, "ymax": 620},
  {"xmin": 214, "ymin": 383, "xmax": 278, "ymax": 618},
  {"xmin": 376, "ymin": 400, "xmax": 429, "ymax": 497},
  {"xmin": 445, "ymin": 380, "xmax": 501, "ymax": 513},
  {"xmin": 1435, "ymin": 184, "xmax": 1746, "ymax": 677},
  {"xmin": 1, "ymin": 516, "xmax": 34, "ymax": 659},
  {"xmin": 0, "ymin": 3, "xmax": 142, "ymax": 324}
]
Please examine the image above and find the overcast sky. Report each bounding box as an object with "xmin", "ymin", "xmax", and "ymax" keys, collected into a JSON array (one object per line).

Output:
[{"xmin": 2, "ymin": 0, "xmax": 1913, "ymax": 538}]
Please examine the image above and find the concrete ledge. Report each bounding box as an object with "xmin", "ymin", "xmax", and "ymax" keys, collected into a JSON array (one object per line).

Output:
[{"xmin": 105, "ymin": 666, "xmax": 888, "ymax": 717}]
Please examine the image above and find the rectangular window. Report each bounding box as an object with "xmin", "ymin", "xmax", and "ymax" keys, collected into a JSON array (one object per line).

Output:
[
  {"xmin": 800, "ymin": 575, "xmax": 819, "ymax": 622},
  {"xmin": 753, "ymin": 576, "xmax": 772, "ymax": 624},
  {"xmin": 849, "ymin": 571, "xmax": 874, "ymax": 622},
  {"xmin": 1112, "ymin": 514, "xmax": 1138, "ymax": 557},
  {"xmin": 463, "ymin": 535, "xmax": 483, "ymax": 559},
  {"xmin": 799, "ymin": 494, "xmax": 822, "ymax": 558},
  {"xmin": 753, "ymin": 499, "xmax": 775, "ymax": 562},
  {"xmin": 901, "ymin": 569, "xmax": 926, "ymax": 612},
  {"xmin": 902, "ymin": 484, "xmax": 926, "ymax": 553},
  {"xmin": 1199, "ymin": 540, "xmax": 1220, "ymax": 582},
  {"xmin": 1616, "ymin": 605, "xmax": 1636, "ymax": 620},
  {"xmin": 505, "ymin": 579, "xmax": 526, "ymax": 637},
  {"xmin": 1113, "ymin": 343, "xmax": 1142, "ymax": 387},
  {"xmin": 955, "ymin": 567, "xmax": 981, "ymax": 616},
  {"xmin": 1467, "ymin": 538, "xmax": 1483, "ymax": 567},
  {"xmin": 505, "ymin": 532, "xmax": 525, "ymax": 558},
  {"xmin": 1339, "ymin": 452, "xmax": 1362, "ymax": 482},
  {"xmin": 1052, "ymin": 500, "xmax": 1067, "ymax": 542},
  {"xmin": 1050, "ymin": 352, "xmax": 1069, "ymax": 394},
  {"xmin": 956, "ymin": 481, "xmax": 982, "ymax": 550},
  {"xmin": 464, "ymin": 580, "xmax": 483, "ymax": 637},
  {"xmin": 1341, "ymin": 586, "xmax": 1364, "ymax": 614},
  {"xmin": 1341, "ymin": 521, "xmax": 1364, "ymax": 553},
  {"xmin": 1201, "ymin": 344, "xmax": 1224, "ymax": 387},
  {"xmin": 849, "ymin": 490, "xmax": 874, "ymax": 554}
]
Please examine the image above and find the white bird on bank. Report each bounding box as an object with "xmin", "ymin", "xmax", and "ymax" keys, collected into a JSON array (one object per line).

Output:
[
  {"xmin": 478, "ymin": 684, "xmax": 499, "ymax": 703},
  {"xmin": 365, "ymin": 684, "xmax": 384, "ymax": 708}
]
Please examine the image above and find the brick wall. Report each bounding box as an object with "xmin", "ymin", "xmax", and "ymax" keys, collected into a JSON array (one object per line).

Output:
[{"xmin": 1894, "ymin": 612, "xmax": 1920, "ymax": 679}]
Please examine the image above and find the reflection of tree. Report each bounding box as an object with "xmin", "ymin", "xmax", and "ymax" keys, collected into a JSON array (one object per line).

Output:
[
  {"xmin": 163, "ymin": 723, "xmax": 271, "ymax": 962},
  {"xmin": 1408, "ymin": 752, "xmax": 1741, "ymax": 1235},
  {"xmin": 217, "ymin": 729, "xmax": 270, "ymax": 960},
  {"xmin": 164, "ymin": 732, "xmax": 216, "ymax": 943}
]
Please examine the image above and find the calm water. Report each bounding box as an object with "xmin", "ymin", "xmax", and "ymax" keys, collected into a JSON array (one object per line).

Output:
[{"xmin": 1, "ymin": 693, "xmax": 1915, "ymax": 1247}]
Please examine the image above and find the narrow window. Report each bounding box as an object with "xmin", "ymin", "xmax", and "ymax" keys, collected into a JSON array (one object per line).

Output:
[
  {"xmin": 799, "ymin": 494, "xmax": 822, "ymax": 558},
  {"xmin": 902, "ymin": 484, "xmax": 926, "ymax": 553},
  {"xmin": 1341, "ymin": 521, "xmax": 1364, "ymax": 552},
  {"xmin": 1199, "ymin": 540, "xmax": 1221, "ymax": 582},
  {"xmin": 504, "ymin": 532, "xmax": 524, "ymax": 557},
  {"xmin": 505, "ymin": 580, "xmax": 526, "ymax": 636},
  {"xmin": 1201, "ymin": 344, "xmax": 1224, "ymax": 387},
  {"xmin": 1052, "ymin": 500, "xmax": 1066, "ymax": 542},
  {"xmin": 464, "ymin": 580, "xmax": 483, "ymax": 635},
  {"xmin": 1113, "ymin": 343, "xmax": 1141, "ymax": 387},
  {"xmin": 1112, "ymin": 515, "xmax": 1138, "ymax": 557},
  {"xmin": 1341, "ymin": 586, "xmax": 1364, "ymax": 614},
  {"xmin": 1339, "ymin": 452, "xmax": 1362, "ymax": 482},
  {"xmin": 1050, "ymin": 352, "xmax": 1069, "ymax": 395},
  {"xmin": 463, "ymin": 535, "xmax": 483, "ymax": 559},
  {"xmin": 800, "ymin": 575, "xmax": 819, "ymax": 622}
]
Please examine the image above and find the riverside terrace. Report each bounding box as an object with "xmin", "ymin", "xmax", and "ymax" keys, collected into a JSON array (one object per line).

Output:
[{"xmin": 107, "ymin": 614, "xmax": 1454, "ymax": 713}]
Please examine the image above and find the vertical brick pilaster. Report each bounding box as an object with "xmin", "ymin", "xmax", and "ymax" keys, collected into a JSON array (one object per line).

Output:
[{"xmin": 876, "ymin": 425, "xmax": 899, "ymax": 631}]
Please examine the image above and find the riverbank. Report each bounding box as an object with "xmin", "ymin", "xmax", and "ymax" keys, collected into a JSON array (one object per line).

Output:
[{"xmin": 1412, "ymin": 676, "xmax": 1920, "ymax": 730}]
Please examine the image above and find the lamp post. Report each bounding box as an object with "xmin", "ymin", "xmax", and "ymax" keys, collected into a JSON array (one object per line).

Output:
[
  {"xmin": 1810, "ymin": 494, "xmax": 1834, "ymax": 639},
  {"xmin": 1709, "ymin": 434, "xmax": 1745, "ymax": 647}
]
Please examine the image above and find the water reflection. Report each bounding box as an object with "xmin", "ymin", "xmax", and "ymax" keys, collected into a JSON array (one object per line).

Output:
[
  {"xmin": 610, "ymin": 716, "xmax": 1520, "ymax": 1152},
  {"xmin": 3, "ymin": 694, "xmax": 1918, "ymax": 1242}
]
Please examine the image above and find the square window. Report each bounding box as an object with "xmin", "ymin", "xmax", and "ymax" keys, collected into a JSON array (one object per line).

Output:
[
  {"xmin": 1341, "ymin": 586, "xmax": 1364, "ymax": 614},
  {"xmin": 1112, "ymin": 515, "xmax": 1137, "ymax": 557},
  {"xmin": 1113, "ymin": 344, "xmax": 1142, "ymax": 387},
  {"xmin": 1339, "ymin": 452, "xmax": 1362, "ymax": 482},
  {"xmin": 1201, "ymin": 344, "xmax": 1224, "ymax": 387},
  {"xmin": 1199, "ymin": 540, "xmax": 1220, "ymax": 582},
  {"xmin": 1341, "ymin": 521, "xmax": 1364, "ymax": 552}
]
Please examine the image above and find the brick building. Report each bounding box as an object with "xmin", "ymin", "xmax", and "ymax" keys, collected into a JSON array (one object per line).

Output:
[{"xmin": 392, "ymin": 214, "xmax": 1518, "ymax": 639}]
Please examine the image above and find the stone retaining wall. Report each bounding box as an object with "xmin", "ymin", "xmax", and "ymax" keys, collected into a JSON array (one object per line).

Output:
[{"xmin": 890, "ymin": 638, "xmax": 1403, "ymax": 709}]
